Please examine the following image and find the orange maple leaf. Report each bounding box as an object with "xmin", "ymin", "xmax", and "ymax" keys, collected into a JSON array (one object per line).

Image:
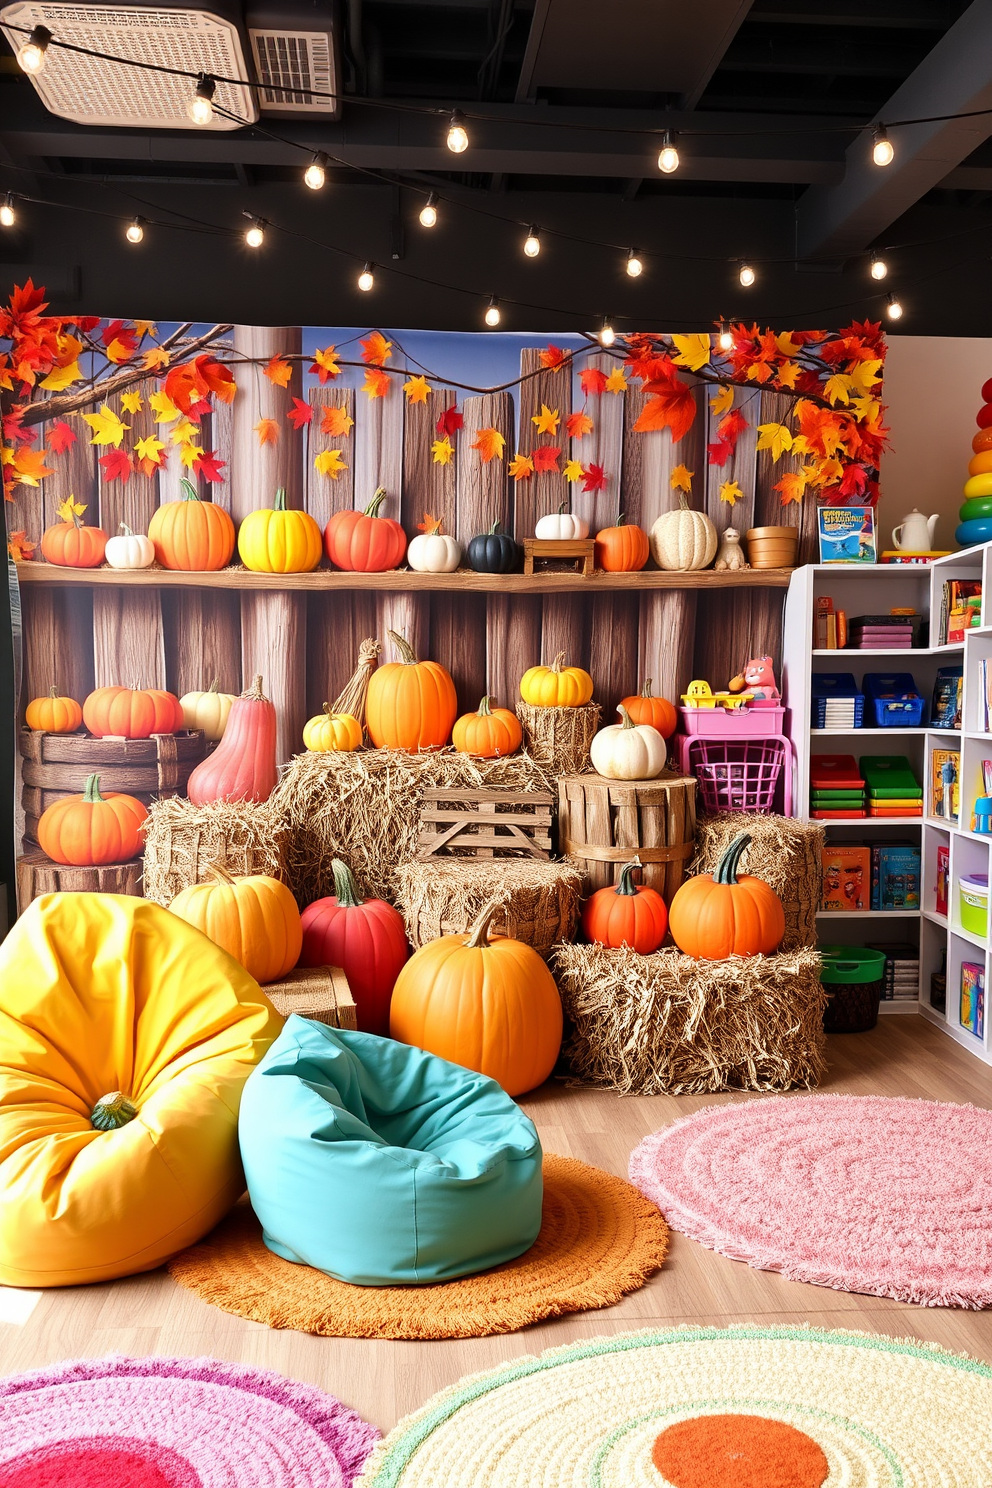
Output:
[
  {"xmin": 142, "ymin": 345, "xmax": 170, "ymax": 371},
  {"xmin": 255, "ymin": 418, "xmax": 280, "ymax": 447},
  {"xmin": 472, "ymin": 427, "xmax": 505, "ymax": 463},
  {"xmin": 361, "ymin": 331, "xmax": 393, "ymax": 367},
  {"xmin": 12, "ymin": 446, "xmax": 54, "ymax": 486},
  {"xmin": 7, "ymin": 528, "xmax": 36, "ymax": 560},
  {"xmin": 417, "ymin": 512, "xmax": 445, "ymax": 534},
  {"xmin": 508, "ymin": 453, "xmax": 534, "ymax": 482},
  {"xmin": 566, "ymin": 411, "xmax": 593, "ymax": 439},
  {"xmin": 540, "ymin": 345, "xmax": 568, "ymax": 372},
  {"xmin": 321, "ymin": 404, "xmax": 354, "ymax": 437},
  {"xmin": 310, "ymin": 346, "xmax": 341, "ymax": 383},
  {"xmin": 362, "ymin": 368, "xmax": 391, "ymax": 400},
  {"xmin": 264, "ymin": 355, "xmax": 293, "ymax": 388},
  {"xmin": 632, "ymin": 379, "xmax": 696, "ymax": 442},
  {"xmin": 775, "ymin": 472, "xmax": 806, "ymax": 506}
]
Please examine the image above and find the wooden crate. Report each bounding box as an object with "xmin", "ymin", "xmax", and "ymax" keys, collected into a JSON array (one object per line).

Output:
[
  {"xmin": 522, "ymin": 538, "xmax": 595, "ymax": 576},
  {"xmin": 16, "ymin": 849, "xmax": 143, "ymax": 913},
  {"xmin": 416, "ymin": 788, "xmax": 553, "ymax": 859},
  {"xmin": 558, "ymin": 770, "xmax": 697, "ymax": 900},
  {"xmin": 263, "ymin": 966, "xmax": 358, "ymax": 1030}
]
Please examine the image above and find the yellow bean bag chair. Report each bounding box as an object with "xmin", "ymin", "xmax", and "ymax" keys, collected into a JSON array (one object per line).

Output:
[{"xmin": 0, "ymin": 893, "xmax": 282, "ymax": 1287}]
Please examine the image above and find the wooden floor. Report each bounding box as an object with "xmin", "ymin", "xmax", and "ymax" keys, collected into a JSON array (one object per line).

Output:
[{"xmin": 1, "ymin": 1015, "xmax": 990, "ymax": 1435}]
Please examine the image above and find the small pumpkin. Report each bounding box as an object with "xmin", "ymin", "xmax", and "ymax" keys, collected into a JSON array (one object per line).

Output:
[
  {"xmin": 519, "ymin": 651, "xmax": 594, "ymax": 708},
  {"xmin": 389, "ymin": 903, "xmax": 563, "ymax": 1097},
  {"xmin": 105, "ymin": 522, "xmax": 155, "ymax": 570},
  {"xmin": 179, "ymin": 679, "xmax": 237, "ymax": 742},
  {"xmin": 25, "ymin": 688, "xmax": 83, "ymax": 733},
  {"xmin": 595, "ymin": 513, "xmax": 649, "ymax": 572},
  {"xmin": 238, "ymin": 487, "xmax": 323, "ymax": 574},
  {"xmin": 298, "ymin": 858, "xmax": 410, "ymax": 1035},
  {"xmin": 324, "ymin": 487, "xmax": 407, "ymax": 572},
  {"xmin": 466, "ymin": 520, "xmax": 520, "ymax": 574},
  {"xmin": 83, "ymin": 684, "xmax": 184, "ymax": 739},
  {"xmin": 452, "ymin": 695, "xmax": 522, "ymax": 758},
  {"xmin": 169, "ymin": 862, "xmax": 302, "ymax": 985},
  {"xmin": 37, "ymin": 773, "xmax": 148, "ymax": 866},
  {"xmin": 534, "ymin": 503, "xmax": 589, "ymax": 540},
  {"xmin": 582, "ymin": 859, "xmax": 668, "ymax": 953},
  {"xmin": 650, "ymin": 492, "xmax": 718, "ymax": 572},
  {"xmin": 668, "ymin": 831, "xmax": 785, "ymax": 960},
  {"xmin": 365, "ymin": 630, "xmax": 458, "ymax": 751},
  {"xmin": 185, "ymin": 674, "xmax": 278, "ymax": 806},
  {"xmin": 407, "ymin": 514, "xmax": 462, "ymax": 573},
  {"xmin": 303, "ymin": 705, "xmax": 362, "ymax": 753},
  {"xmin": 619, "ymin": 678, "xmax": 677, "ymax": 739},
  {"xmin": 148, "ymin": 477, "xmax": 236, "ymax": 571},
  {"xmin": 40, "ymin": 501, "xmax": 108, "ymax": 569},
  {"xmin": 590, "ymin": 705, "xmax": 667, "ymax": 780}
]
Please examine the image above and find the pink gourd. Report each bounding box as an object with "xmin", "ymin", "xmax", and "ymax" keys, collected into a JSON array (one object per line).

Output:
[{"xmin": 185, "ymin": 674, "xmax": 278, "ymax": 805}]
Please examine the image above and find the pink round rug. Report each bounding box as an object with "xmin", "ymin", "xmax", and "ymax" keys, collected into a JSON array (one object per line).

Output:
[
  {"xmin": 0, "ymin": 1356, "xmax": 378, "ymax": 1487},
  {"xmin": 629, "ymin": 1094, "xmax": 992, "ymax": 1309}
]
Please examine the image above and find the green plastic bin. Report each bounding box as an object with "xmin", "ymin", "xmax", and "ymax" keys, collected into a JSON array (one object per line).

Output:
[{"xmin": 820, "ymin": 945, "xmax": 887, "ymax": 1033}]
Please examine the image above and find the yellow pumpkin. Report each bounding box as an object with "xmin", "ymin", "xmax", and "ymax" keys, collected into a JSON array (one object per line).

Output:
[
  {"xmin": 303, "ymin": 706, "xmax": 362, "ymax": 752},
  {"xmin": 168, "ymin": 863, "xmax": 302, "ymax": 985},
  {"xmin": 237, "ymin": 488, "xmax": 323, "ymax": 574},
  {"xmin": 179, "ymin": 679, "xmax": 237, "ymax": 741},
  {"xmin": 519, "ymin": 651, "xmax": 594, "ymax": 707}
]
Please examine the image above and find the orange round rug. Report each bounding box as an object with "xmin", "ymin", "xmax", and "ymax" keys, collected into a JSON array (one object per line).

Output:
[{"xmin": 168, "ymin": 1155, "xmax": 668, "ymax": 1339}]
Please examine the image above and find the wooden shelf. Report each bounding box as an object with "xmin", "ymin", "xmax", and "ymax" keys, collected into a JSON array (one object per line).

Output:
[{"xmin": 11, "ymin": 561, "xmax": 794, "ymax": 594}]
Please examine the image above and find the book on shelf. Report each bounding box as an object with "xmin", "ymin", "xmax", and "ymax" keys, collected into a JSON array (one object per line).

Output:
[
  {"xmin": 931, "ymin": 667, "xmax": 963, "ymax": 730},
  {"xmin": 935, "ymin": 843, "xmax": 949, "ymax": 917},
  {"xmin": 818, "ymin": 507, "xmax": 876, "ymax": 564},
  {"xmin": 937, "ymin": 580, "xmax": 981, "ymax": 645},
  {"xmin": 961, "ymin": 962, "xmax": 985, "ymax": 1039},
  {"xmin": 930, "ymin": 749, "xmax": 960, "ymax": 823},
  {"xmin": 814, "ymin": 596, "xmax": 848, "ymax": 650},
  {"xmin": 869, "ymin": 842, "xmax": 921, "ymax": 911},
  {"xmin": 821, "ymin": 846, "xmax": 870, "ymax": 911},
  {"xmin": 980, "ymin": 657, "xmax": 992, "ymax": 733},
  {"xmin": 866, "ymin": 942, "xmax": 920, "ymax": 1001}
]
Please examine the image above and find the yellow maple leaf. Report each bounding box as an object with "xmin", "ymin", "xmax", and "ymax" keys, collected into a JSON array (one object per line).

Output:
[
  {"xmin": 849, "ymin": 357, "xmax": 883, "ymax": 392},
  {"xmin": 790, "ymin": 434, "xmax": 812, "ymax": 456},
  {"xmin": 134, "ymin": 434, "xmax": 165, "ymax": 464},
  {"xmin": 472, "ymin": 427, "xmax": 505, "ymax": 463},
  {"xmin": 719, "ymin": 480, "xmax": 743, "ymax": 506},
  {"xmin": 315, "ymin": 449, "xmax": 347, "ymax": 479},
  {"xmin": 264, "ymin": 355, "xmax": 293, "ymax": 388},
  {"xmin": 12, "ymin": 447, "xmax": 54, "ymax": 486},
  {"xmin": 170, "ymin": 418, "xmax": 199, "ymax": 446},
  {"xmin": 312, "ymin": 346, "xmax": 341, "ymax": 380},
  {"xmin": 403, "ymin": 375, "xmax": 431, "ymax": 404},
  {"xmin": 811, "ymin": 456, "xmax": 844, "ymax": 486},
  {"xmin": 56, "ymin": 496, "xmax": 86, "ymax": 521},
  {"xmin": 671, "ymin": 333, "xmax": 712, "ymax": 372},
  {"xmin": 255, "ymin": 418, "xmax": 280, "ymax": 447},
  {"xmin": 709, "ymin": 384, "xmax": 734, "ymax": 417},
  {"xmin": 531, "ymin": 404, "xmax": 560, "ymax": 436},
  {"xmin": 83, "ymin": 404, "xmax": 129, "ymax": 448},
  {"xmin": 776, "ymin": 360, "xmax": 800, "ymax": 390},
  {"xmin": 756, "ymin": 422, "xmax": 794, "ymax": 461},
  {"xmin": 604, "ymin": 368, "xmax": 628, "ymax": 394},
  {"xmin": 670, "ymin": 463, "xmax": 694, "ymax": 494},
  {"xmin": 143, "ymin": 346, "xmax": 170, "ymax": 371},
  {"xmin": 121, "ymin": 390, "xmax": 144, "ymax": 414},
  {"xmin": 823, "ymin": 373, "xmax": 854, "ymax": 406},
  {"xmin": 362, "ymin": 368, "xmax": 391, "ymax": 400},
  {"xmin": 746, "ymin": 361, "xmax": 774, "ymax": 384},
  {"xmin": 321, "ymin": 404, "xmax": 354, "ymax": 437},
  {"xmin": 134, "ymin": 320, "xmax": 157, "ymax": 340},
  {"xmin": 775, "ymin": 332, "xmax": 802, "ymax": 357},
  {"xmin": 0, "ymin": 360, "xmax": 13, "ymax": 392},
  {"xmin": 431, "ymin": 436, "xmax": 454, "ymax": 466},
  {"xmin": 508, "ymin": 453, "xmax": 534, "ymax": 482},
  {"xmin": 850, "ymin": 394, "xmax": 880, "ymax": 423},
  {"xmin": 562, "ymin": 459, "xmax": 583, "ymax": 482},
  {"xmin": 179, "ymin": 441, "xmax": 204, "ymax": 470},
  {"xmin": 775, "ymin": 471, "xmax": 806, "ymax": 506},
  {"xmin": 39, "ymin": 360, "xmax": 82, "ymax": 392},
  {"xmin": 150, "ymin": 390, "xmax": 180, "ymax": 424}
]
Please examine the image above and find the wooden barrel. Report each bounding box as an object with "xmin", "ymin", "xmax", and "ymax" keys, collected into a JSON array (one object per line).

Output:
[
  {"xmin": 557, "ymin": 769, "xmax": 697, "ymax": 900},
  {"xmin": 16, "ymin": 848, "xmax": 143, "ymax": 914}
]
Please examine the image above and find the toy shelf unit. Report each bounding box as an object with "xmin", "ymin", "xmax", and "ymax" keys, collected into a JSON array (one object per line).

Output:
[{"xmin": 783, "ymin": 547, "xmax": 990, "ymax": 1062}]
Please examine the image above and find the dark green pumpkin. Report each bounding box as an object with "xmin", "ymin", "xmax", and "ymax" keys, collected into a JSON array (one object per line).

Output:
[{"xmin": 466, "ymin": 520, "xmax": 521, "ymax": 574}]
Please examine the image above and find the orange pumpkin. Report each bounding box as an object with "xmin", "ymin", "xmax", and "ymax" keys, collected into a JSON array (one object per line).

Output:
[
  {"xmin": 595, "ymin": 514, "xmax": 649, "ymax": 572},
  {"xmin": 169, "ymin": 863, "xmax": 302, "ymax": 985},
  {"xmin": 40, "ymin": 517, "xmax": 108, "ymax": 569},
  {"xmin": 390, "ymin": 904, "xmax": 563, "ymax": 1096},
  {"xmin": 366, "ymin": 630, "xmax": 458, "ymax": 751},
  {"xmin": 148, "ymin": 477, "xmax": 235, "ymax": 571},
  {"xmin": 82, "ymin": 685, "xmax": 184, "ymax": 739},
  {"xmin": 37, "ymin": 773, "xmax": 147, "ymax": 865},
  {"xmin": 451, "ymin": 695, "xmax": 522, "ymax": 758},
  {"xmin": 185, "ymin": 674, "xmax": 278, "ymax": 806},
  {"xmin": 619, "ymin": 678, "xmax": 677, "ymax": 739},
  {"xmin": 668, "ymin": 831, "xmax": 784, "ymax": 959},
  {"xmin": 582, "ymin": 859, "xmax": 668, "ymax": 953},
  {"xmin": 25, "ymin": 688, "xmax": 83, "ymax": 733}
]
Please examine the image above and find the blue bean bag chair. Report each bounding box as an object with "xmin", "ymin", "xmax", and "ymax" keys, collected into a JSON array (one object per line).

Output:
[{"xmin": 238, "ymin": 1016, "xmax": 544, "ymax": 1285}]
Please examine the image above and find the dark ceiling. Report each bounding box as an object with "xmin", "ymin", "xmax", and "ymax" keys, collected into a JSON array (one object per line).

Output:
[{"xmin": 0, "ymin": 0, "xmax": 990, "ymax": 333}]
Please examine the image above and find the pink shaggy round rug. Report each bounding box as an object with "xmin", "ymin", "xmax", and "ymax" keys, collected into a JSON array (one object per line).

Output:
[
  {"xmin": 629, "ymin": 1094, "xmax": 992, "ymax": 1309},
  {"xmin": 0, "ymin": 1356, "xmax": 378, "ymax": 1487}
]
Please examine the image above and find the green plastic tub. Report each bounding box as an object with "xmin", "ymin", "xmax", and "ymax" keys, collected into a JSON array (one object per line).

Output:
[
  {"xmin": 819, "ymin": 945, "xmax": 887, "ymax": 1033},
  {"xmin": 959, "ymin": 874, "xmax": 988, "ymax": 938}
]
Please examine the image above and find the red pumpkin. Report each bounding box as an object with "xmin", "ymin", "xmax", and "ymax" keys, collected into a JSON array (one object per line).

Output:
[
  {"xmin": 186, "ymin": 674, "xmax": 278, "ymax": 806},
  {"xmin": 298, "ymin": 858, "xmax": 409, "ymax": 1035},
  {"xmin": 83, "ymin": 685, "xmax": 184, "ymax": 739},
  {"xmin": 324, "ymin": 488, "xmax": 407, "ymax": 572},
  {"xmin": 668, "ymin": 831, "xmax": 785, "ymax": 959},
  {"xmin": 595, "ymin": 514, "xmax": 649, "ymax": 572},
  {"xmin": 582, "ymin": 859, "xmax": 668, "ymax": 953},
  {"xmin": 619, "ymin": 679, "xmax": 677, "ymax": 739}
]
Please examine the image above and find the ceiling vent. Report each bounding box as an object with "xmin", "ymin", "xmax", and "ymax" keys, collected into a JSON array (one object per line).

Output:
[{"xmin": 247, "ymin": 13, "xmax": 339, "ymax": 117}]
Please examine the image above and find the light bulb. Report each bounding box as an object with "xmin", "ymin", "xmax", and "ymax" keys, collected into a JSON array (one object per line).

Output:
[
  {"xmin": 657, "ymin": 130, "xmax": 680, "ymax": 174},
  {"xmin": 244, "ymin": 217, "xmax": 265, "ymax": 248},
  {"xmin": 304, "ymin": 152, "xmax": 328, "ymax": 190},
  {"xmin": 419, "ymin": 193, "xmax": 439, "ymax": 228},
  {"xmin": 872, "ymin": 124, "xmax": 894, "ymax": 167},
  {"xmin": 523, "ymin": 225, "xmax": 541, "ymax": 258},
  {"xmin": 869, "ymin": 253, "xmax": 887, "ymax": 281},
  {"xmin": 718, "ymin": 322, "xmax": 733, "ymax": 352},
  {"xmin": 599, "ymin": 318, "xmax": 616, "ymax": 348},
  {"xmin": 16, "ymin": 24, "xmax": 51, "ymax": 73},
  {"xmin": 187, "ymin": 74, "xmax": 216, "ymax": 126},
  {"xmin": 484, "ymin": 296, "xmax": 501, "ymax": 327},
  {"xmin": 446, "ymin": 109, "xmax": 468, "ymax": 153},
  {"xmin": 0, "ymin": 193, "xmax": 15, "ymax": 228},
  {"xmin": 625, "ymin": 248, "xmax": 643, "ymax": 278},
  {"xmin": 886, "ymin": 291, "xmax": 903, "ymax": 320},
  {"xmin": 358, "ymin": 262, "xmax": 375, "ymax": 292},
  {"xmin": 739, "ymin": 261, "xmax": 755, "ymax": 287},
  {"xmin": 125, "ymin": 216, "xmax": 144, "ymax": 244}
]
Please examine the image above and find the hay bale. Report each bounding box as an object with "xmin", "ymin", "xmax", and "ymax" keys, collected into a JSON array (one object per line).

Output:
[
  {"xmin": 516, "ymin": 702, "xmax": 600, "ymax": 775},
  {"xmin": 396, "ymin": 858, "xmax": 582, "ymax": 951},
  {"xmin": 141, "ymin": 798, "xmax": 291, "ymax": 906},
  {"xmin": 554, "ymin": 943, "xmax": 826, "ymax": 1096},
  {"xmin": 691, "ymin": 812, "xmax": 825, "ymax": 951},
  {"xmin": 271, "ymin": 748, "xmax": 552, "ymax": 907}
]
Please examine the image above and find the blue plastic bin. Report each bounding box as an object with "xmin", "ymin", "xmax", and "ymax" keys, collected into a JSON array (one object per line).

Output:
[{"xmin": 862, "ymin": 673, "xmax": 925, "ymax": 728}]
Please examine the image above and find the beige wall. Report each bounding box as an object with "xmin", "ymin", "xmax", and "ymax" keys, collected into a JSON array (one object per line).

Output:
[{"xmin": 877, "ymin": 335, "xmax": 992, "ymax": 553}]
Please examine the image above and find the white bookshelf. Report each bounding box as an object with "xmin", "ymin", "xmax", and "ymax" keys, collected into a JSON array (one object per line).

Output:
[{"xmin": 782, "ymin": 548, "xmax": 992, "ymax": 1064}]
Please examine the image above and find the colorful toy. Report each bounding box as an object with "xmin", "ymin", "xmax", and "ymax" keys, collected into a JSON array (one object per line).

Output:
[
  {"xmin": 956, "ymin": 380, "xmax": 992, "ymax": 545},
  {"xmin": 729, "ymin": 655, "xmax": 780, "ymax": 702}
]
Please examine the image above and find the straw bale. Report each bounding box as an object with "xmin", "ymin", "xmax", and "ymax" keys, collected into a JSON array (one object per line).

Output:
[
  {"xmin": 396, "ymin": 858, "xmax": 582, "ymax": 951},
  {"xmin": 554, "ymin": 943, "xmax": 826, "ymax": 1096},
  {"xmin": 691, "ymin": 812, "xmax": 824, "ymax": 950},
  {"xmin": 516, "ymin": 702, "xmax": 600, "ymax": 775},
  {"xmin": 141, "ymin": 798, "xmax": 291, "ymax": 906}
]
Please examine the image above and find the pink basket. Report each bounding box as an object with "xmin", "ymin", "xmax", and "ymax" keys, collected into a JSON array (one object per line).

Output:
[
  {"xmin": 680, "ymin": 705, "xmax": 785, "ymax": 737},
  {"xmin": 687, "ymin": 737, "xmax": 787, "ymax": 813}
]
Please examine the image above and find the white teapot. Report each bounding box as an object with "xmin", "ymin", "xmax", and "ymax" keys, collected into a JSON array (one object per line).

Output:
[{"xmin": 892, "ymin": 509, "xmax": 938, "ymax": 551}]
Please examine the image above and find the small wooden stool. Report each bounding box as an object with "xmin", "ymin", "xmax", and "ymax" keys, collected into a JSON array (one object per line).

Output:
[
  {"xmin": 522, "ymin": 538, "xmax": 595, "ymax": 576},
  {"xmin": 16, "ymin": 849, "xmax": 143, "ymax": 913},
  {"xmin": 263, "ymin": 966, "xmax": 358, "ymax": 1030}
]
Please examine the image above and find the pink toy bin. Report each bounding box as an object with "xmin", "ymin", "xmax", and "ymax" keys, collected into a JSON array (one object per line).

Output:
[{"xmin": 679, "ymin": 704, "xmax": 786, "ymax": 737}]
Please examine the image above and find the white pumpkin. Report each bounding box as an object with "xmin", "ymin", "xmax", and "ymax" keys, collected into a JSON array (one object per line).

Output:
[
  {"xmin": 535, "ymin": 504, "xmax": 589, "ymax": 540},
  {"xmin": 407, "ymin": 519, "xmax": 462, "ymax": 573},
  {"xmin": 590, "ymin": 706, "xmax": 667, "ymax": 780},
  {"xmin": 650, "ymin": 494, "xmax": 718, "ymax": 572},
  {"xmin": 179, "ymin": 679, "xmax": 237, "ymax": 741},
  {"xmin": 105, "ymin": 522, "xmax": 155, "ymax": 570}
]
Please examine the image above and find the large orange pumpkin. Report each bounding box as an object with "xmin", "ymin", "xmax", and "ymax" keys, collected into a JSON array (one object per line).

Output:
[
  {"xmin": 82, "ymin": 685, "xmax": 184, "ymax": 739},
  {"xmin": 366, "ymin": 630, "xmax": 457, "ymax": 751},
  {"xmin": 25, "ymin": 689, "xmax": 83, "ymax": 733},
  {"xmin": 619, "ymin": 678, "xmax": 677, "ymax": 739},
  {"xmin": 389, "ymin": 904, "xmax": 563, "ymax": 1096},
  {"xmin": 324, "ymin": 488, "xmax": 407, "ymax": 572},
  {"xmin": 169, "ymin": 863, "xmax": 302, "ymax": 985},
  {"xmin": 40, "ymin": 517, "xmax": 108, "ymax": 568},
  {"xmin": 582, "ymin": 859, "xmax": 668, "ymax": 953},
  {"xmin": 148, "ymin": 477, "xmax": 236, "ymax": 571},
  {"xmin": 595, "ymin": 515, "xmax": 649, "ymax": 572},
  {"xmin": 37, "ymin": 774, "xmax": 147, "ymax": 865},
  {"xmin": 668, "ymin": 831, "xmax": 784, "ymax": 959},
  {"xmin": 451, "ymin": 695, "xmax": 522, "ymax": 758},
  {"xmin": 185, "ymin": 675, "xmax": 278, "ymax": 806}
]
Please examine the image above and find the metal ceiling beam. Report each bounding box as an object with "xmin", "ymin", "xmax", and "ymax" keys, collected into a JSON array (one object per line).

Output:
[{"xmin": 796, "ymin": 0, "xmax": 992, "ymax": 259}]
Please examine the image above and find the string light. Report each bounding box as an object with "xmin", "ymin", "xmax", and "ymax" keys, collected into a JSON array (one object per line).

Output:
[
  {"xmin": 869, "ymin": 252, "xmax": 888, "ymax": 280},
  {"xmin": 16, "ymin": 23, "xmax": 51, "ymax": 74},
  {"xmin": 303, "ymin": 152, "xmax": 328, "ymax": 190},
  {"xmin": 125, "ymin": 216, "xmax": 145, "ymax": 244},
  {"xmin": 0, "ymin": 193, "xmax": 15, "ymax": 228},
  {"xmin": 358, "ymin": 261, "xmax": 375, "ymax": 291},
  {"xmin": 738, "ymin": 261, "xmax": 755, "ymax": 287},
  {"xmin": 446, "ymin": 109, "xmax": 469, "ymax": 153},
  {"xmin": 419, "ymin": 192, "xmax": 439, "ymax": 228},
  {"xmin": 244, "ymin": 215, "xmax": 265, "ymax": 248},
  {"xmin": 718, "ymin": 322, "xmax": 733, "ymax": 351},
  {"xmin": 625, "ymin": 248, "xmax": 643, "ymax": 278},
  {"xmin": 187, "ymin": 74, "xmax": 216, "ymax": 127},
  {"xmin": 872, "ymin": 124, "xmax": 894, "ymax": 167},
  {"xmin": 599, "ymin": 317, "xmax": 616, "ymax": 348},
  {"xmin": 523, "ymin": 225, "xmax": 541, "ymax": 258},
  {"xmin": 886, "ymin": 290, "xmax": 903, "ymax": 319},
  {"xmin": 657, "ymin": 130, "xmax": 680, "ymax": 174},
  {"xmin": 484, "ymin": 295, "xmax": 501, "ymax": 327}
]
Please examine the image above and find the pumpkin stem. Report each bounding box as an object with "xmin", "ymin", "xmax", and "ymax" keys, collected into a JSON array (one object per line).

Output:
[
  {"xmin": 119, "ymin": 522, "xmax": 134, "ymax": 536},
  {"xmin": 241, "ymin": 674, "xmax": 268, "ymax": 701},
  {"xmin": 617, "ymin": 704, "xmax": 635, "ymax": 730},
  {"xmin": 488, "ymin": 519, "xmax": 502, "ymax": 535},
  {"xmin": 179, "ymin": 477, "xmax": 202, "ymax": 503},
  {"xmin": 616, "ymin": 858, "xmax": 642, "ymax": 896},
  {"xmin": 551, "ymin": 650, "xmax": 566, "ymax": 674},
  {"xmin": 463, "ymin": 900, "xmax": 501, "ymax": 948},
  {"xmin": 207, "ymin": 678, "xmax": 219, "ymax": 693},
  {"xmin": 387, "ymin": 629, "xmax": 419, "ymax": 666},
  {"xmin": 331, "ymin": 857, "xmax": 364, "ymax": 908},
  {"xmin": 48, "ymin": 686, "xmax": 60, "ymax": 699},
  {"xmin": 364, "ymin": 487, "xmax": 388, "ymax": 518},
  {"xmin": 206, "ymin": 860, "xmax": 239, "ymax": 887},
  {"xmin": 678, "ymin": 491, "xmax": 691, "ymax": 512},
  {"xmin": 83, "ymin": 773, "xmax": 104, "ymax": 803},
  {"xmin": 641, "ymin": 678, "xmax": 654, "ymax": 698},
  {"xmin": 477, "ymin": 695, "xmax": 493, "ymax": 716},
  {"xmin": 616, "ymin": 511, "xmax": 628, "ymax": 527},
  {"xmin": 714, "ymin": 831, "xmax": 752, "ymax": 885},
  {"xmin": 90, "ymin": 1091, "xmax": 137, "ymax": 1130},
  {"xmin": 274, "ymin": 487, "xmax": 287, "ymax": 512}
]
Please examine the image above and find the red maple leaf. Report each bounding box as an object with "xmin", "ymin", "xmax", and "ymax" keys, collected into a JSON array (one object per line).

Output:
[
  {"xmin": 99, "ymin": 448, "xmax": 133, "ymax": 483},
  {"xmin": 532, "ymin": 445, "xmax": 561, "ymax": 474},
  {"xmin": 47, "ymin": 419, "xmax": 77, "ymax": 454},
  {"xmin": 581, "ymin": 463, "xmax": 608, "ymax": 493},
  {"xmin": 579, "ymin": 367, "xmax": 608, "ymax": 396},
  {"xmin": 436, "ymin": 405, "xmax": 463, "ymax": 437},
  {"xmin": 630, "ymin": 352, "xmax": 677, "ymax": 386},
  {"xmin": 194, "ymin": 354, "xmax": 236, "ymax": 403},
  {"xmin": 193, "ymin": 449, "xmax": 226, "ymax": 483},
  {"xmin": 100, "ymin": 319, "xmax": 138, "ymax": 357},
  {"xmin": 69, "ymin": 314, "xmax": 101, "ymax": 333},
  {"xmin": 717, "ymin": 408, "xmax": 750, "ymax": 457},
  {"xmin": 287, "ymin": 396, "xmax": 313, "ymax": 430},
  {"xmin": 707, "ymin": 439, "xmax": 733, "ymax": 467},
  {"xmin": 539, "ymin": 345, "xmax": 568, "ymax": 372},
  {"xmin": 632, "ymin": 378, "xmax": 696, "ymax": 442},
  {"xmin": 187, "ymin": 398, "xmax": 212, "ymax": 423},
  {"xmin": 3, "ymin": 407, "xmax": 33, "ymax": 446},
  {"xmin": 837, "ymin": 463, "xmax": 869, "ymax": 500}
]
